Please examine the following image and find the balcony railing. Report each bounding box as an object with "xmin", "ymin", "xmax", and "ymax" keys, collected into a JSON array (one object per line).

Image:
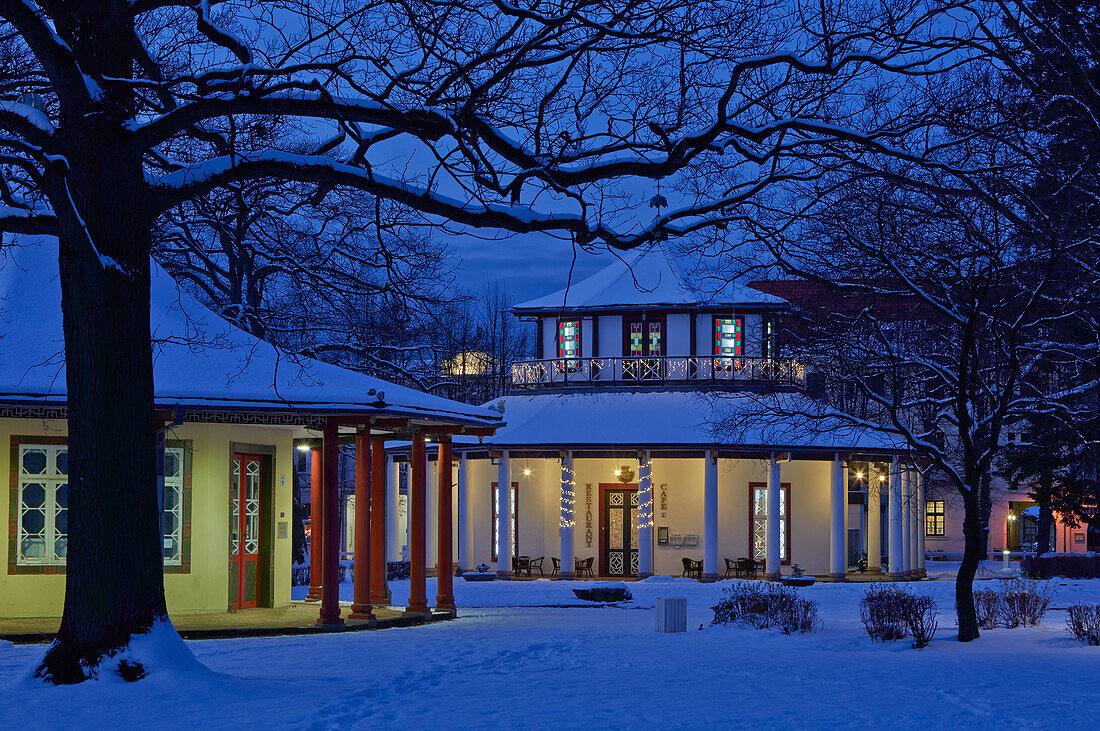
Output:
[{"xmin": 510, "ymin": 355, "xmax": 806, "ymax": 390}]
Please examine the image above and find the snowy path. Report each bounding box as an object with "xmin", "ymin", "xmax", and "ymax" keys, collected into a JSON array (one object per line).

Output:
[{"xmin": 3, "ymin": 572, "xmax": 1099, "ymax": 728}]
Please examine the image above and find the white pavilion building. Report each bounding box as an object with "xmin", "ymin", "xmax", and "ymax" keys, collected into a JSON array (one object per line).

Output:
[{"xmin": 389, "ymin": 246, "xmax": 926, "ymax": 582}]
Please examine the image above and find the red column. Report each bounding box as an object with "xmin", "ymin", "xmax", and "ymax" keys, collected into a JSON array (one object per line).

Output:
[
  {"xmin": 306, "ymin": 445, "xmax": 323, "ymax": 601},
  {"xmin": 435, "ymin": 438, "xmax": 455, "ymax": 613},
  {"xmin": 369, "ymin": 438, "xmax": 388, "ymax": 604},
  {"xmin": 317, "ymin": 418, "xmax": 345, "ymax": 628},
  {"xmin": 406, "ymin": 434, "xmax": 429, "ymax": 614},
  {"xmin": 349, "ymin": 430, "xmax": 373, "ymax": 621}
]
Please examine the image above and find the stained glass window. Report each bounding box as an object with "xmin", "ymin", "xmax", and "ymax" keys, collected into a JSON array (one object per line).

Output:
[
  {"xmin": 751, "ymin": 484, "xmax": 789, "ymax": 562},
  {"xmin": 648, "ymin": 322, "xmax": 662, "ymax": 356},
  {"xmin": 629, "ymin": 322, "xmax": 644, "ymax": 356},
  {"xmin": 558, "ymin": 320, "xmax": 581, "ymax": 366},
  {"xmin": 715, "ymin": 317, "xmax": 742, "ymax": 358}
]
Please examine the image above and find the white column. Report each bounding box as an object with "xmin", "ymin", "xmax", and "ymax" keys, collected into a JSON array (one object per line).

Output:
[
  {"xmin": 427, "ymin": 450, "xmax": 438, "ymax": 573},
  {"xmin": 829, "ymin": 454, "xmax": 846, "ymax": 579},
  {"xmin": 909, "ymin": 467, "xmax": 921, "ymax": 577},
  {"xmin": 900, "ymin": 466, "xmax": 911, "ymax": 578},
  {"xmin": 703, "ymin": 450, "xmax": 718, "ymax": 581},
  {"xmin": 497, "ymin": 450, "xmax": 512, "ymax": 578},
  {"xmin": 457, "ymin": 453, "xmax": 471, "ymax": 573},
  {"xmin": 867, "ymin": 467, "xmax": 882, "ymax": 572},
  {"xmin": 559, "ymin": 451, "xmax": 575, "ymax": 579},
  {"xmin": 766, "ymin": 453, "xmax": 781, "ymax": 579},
  {"xmin": 385, "ymin": 456, "xmax": 400, "ymax": 560},
  {"xmin": 888, "ymin": 456, "xmax": 904, "ymax": 578},
  {"xmin": 916, "ymin": 469, "xmax": 927, "ymax": 577},
  {"xmin": 637, "ymin": 451, "xmax": 654, "ymax": 579}
]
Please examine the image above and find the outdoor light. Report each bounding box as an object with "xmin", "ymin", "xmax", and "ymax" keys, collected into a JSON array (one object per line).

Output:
[
  {"xmin": 523, "ymin": 468, "xmax": 531, "ymax": 477},
  {"xmin": 855, "ymin": 471, "xmax": 864, "ymax": 479},
  {"xmin": 614, "ymin": 468, "xmax": 622, "ymax": 477},
  {"xmin": 296, "ymin": 444, "xmax": 311, "ymax": 452},
  {"xmin": 879, "ymin": 475, "xmax": 886, "ymax": 482},
  {"xmin": 1008, "ymin": 514, "xmax": 1017, "ymax": 522}
]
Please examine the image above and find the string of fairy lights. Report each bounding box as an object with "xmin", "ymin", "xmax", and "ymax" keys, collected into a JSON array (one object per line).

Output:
[
  {"xmin": 559, "ymin": 460, "xmax": 577, "ymax": 528},
  {"xmin": 637, "ymin": 457, "xmax": 655, "ymax": 529}
]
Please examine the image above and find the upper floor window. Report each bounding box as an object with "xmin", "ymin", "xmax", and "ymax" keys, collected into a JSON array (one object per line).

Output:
[
  {"xmin": 628, "ymin": 321, "xmax": 662, "ymax": 356},
  {"xmin": 763, "ymin": 316, "xmax": 778, "ymax": 359},
  {"xmin": 558, "ymin": 320, "xmax": 581, "ymax": 365},
  {"xmin": 714, "ymin": 316, "xmax": 743, "ymax": 358}
]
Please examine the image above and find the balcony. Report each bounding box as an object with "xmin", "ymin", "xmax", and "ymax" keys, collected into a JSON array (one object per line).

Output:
[{"xmin": 510, "ymin": 355, "xmax": 806, "ymax": 391}]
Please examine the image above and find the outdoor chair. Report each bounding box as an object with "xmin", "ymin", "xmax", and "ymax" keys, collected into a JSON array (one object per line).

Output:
[
  {"xmin": 514, "ymin": 555, "xmax": 531, "ymax": 576},
  {"xmin": 551, "ymin": 557, "xmax": 560, "ymax": 577},
  {"xmin": 753, "ymin": 559, "xmax": 766, "ymax": 576},
  {"xmin": 576, "ymin": 557, "xmax": 595, "ymax": 577},
  {"xmin": 737, "ymin": 557, "xmax": 755, "ymax": 579},
  {"xmin": 723, "ymin": 558, "xmax": 738, "ymax": 579},
  {"xmin": 681, "ymin": 557, "xmax": 703, "ymax": 579},
  {"xmin": 528, "ymin": 556, "xmax": 545, "ymax": 576}
]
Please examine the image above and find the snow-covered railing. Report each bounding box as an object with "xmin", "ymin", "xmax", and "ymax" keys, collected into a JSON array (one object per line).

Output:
[{"xmin": 510, "ymin": 355, "xmax": 805, "ymax": 390}]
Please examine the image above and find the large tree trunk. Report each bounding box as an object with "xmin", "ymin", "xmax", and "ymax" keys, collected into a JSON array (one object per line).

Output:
[
  {"xmin": 956, "ymin": 489, "xmax": 983, "ymax": 642},
  {"xmin": 36, "ymin": 131, "xmax": 167, "ymax": 683},
  {"xmin": 1035, "ymin": 468, "xmax": 1054, "ymax": 556}
]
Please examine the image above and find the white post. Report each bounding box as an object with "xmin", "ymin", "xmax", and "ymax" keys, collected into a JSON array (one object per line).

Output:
[
  {"xmin": 638, "ymin": 451, "xmax": 654, "ymax": 579},
  {"xmin": 900, "ymin": 466, "xmax": 911, "ymax": 579},
  {"xmin": 908, "ymin": 467, "xmax": 919, "ymax": 577},
  {"xmin": 867, "ymin": 467, "xmax": 882, "ymax": 572},
  {"xmin": 457, "ymin": 452, "xmax": 470, "ymax": 573},
  {"xmin": 386, "ymin": 456, "xmax": 400, "ymax": 560},
  {"xmin": 829, "ymin": 454, "xmax": 846, "ymax": 579},
  {"xmin": 427, "ymin": 450, "xmax": 438, "ymax": 574},
  {"xmin": 559, "ymin": 451, "xmax": 576, "ymax": 579},
  {"xmin": 766, "ymin": 453, "xmax": 781, "ymax": 579},
  {"xmin": 497, "ymin": 450, "xmax": 512, "ymax": 578},
  {"xmin": 703, "ymin": 450, "xmax": 718, "ymax": 581},
  {"xmin": 916, "ymin": 469, "xmax": 926, "ymax": 577},
  {"xmin": 889, "ymin": 456, "xmax": 904, "ymax": 579}
]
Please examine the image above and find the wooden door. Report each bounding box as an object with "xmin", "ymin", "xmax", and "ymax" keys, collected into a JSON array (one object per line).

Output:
[
  {"xmin": 230, "ymin": 454, "xmax": 263, "ymax": 609},
  {"xmin": 601, "ymin": 487, "xmax": 638, "ymax": 577}
]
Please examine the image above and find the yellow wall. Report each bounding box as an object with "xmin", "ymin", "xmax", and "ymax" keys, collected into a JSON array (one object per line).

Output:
[{"xmin": 0, "ymin": 418, "xmax": 295, "ymax": 618}]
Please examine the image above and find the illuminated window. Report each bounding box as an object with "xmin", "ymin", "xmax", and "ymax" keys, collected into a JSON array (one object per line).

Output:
[
  {"xmin": 491, "ymin": 481, "xmax": 519, "ymax": 561},
  {"xmin": 558, "ymin": 320, "xmax": 581, "ymax": 361},
  {"xmin": 629, "ymin": 322, "xmax": 644, "ymax": 356},
  {"xmin": 648, "ymin": 322, "xmax": 662, "ymax": 356},
  {"xmin": 926, "ymin": 500, "xmax": 945, "ymax": 537},
  {"xmin": 751, "ymin": 483, "xmax": 791, "ymax": 563},
  {"xmin": 715, "ymin": 317, "xmax": 742, "ymax": 366}
]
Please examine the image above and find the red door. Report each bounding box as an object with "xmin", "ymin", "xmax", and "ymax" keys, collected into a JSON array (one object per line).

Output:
[{"xmin": 230, "ymin": 454, "xmax": 262, "ymax": 610}]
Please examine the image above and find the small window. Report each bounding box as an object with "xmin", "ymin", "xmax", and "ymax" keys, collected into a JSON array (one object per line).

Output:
[
  {"xmin": 629, "ymin": 322, "xmax": 644, "ymax": 356},
  {"xmin": 926, "ymin": 500, "xmax": 945, "ymax": 537},
  {"xmin": 648, "ymin": 322, "xmax": 662, "ymax": 356},
  {"xmin": 557, "ymin": 320, "xmax": 582, "ymax": 372},
  {"xmin": 163, "ymin": 446, "xmax": 185, "ymax": 565}
]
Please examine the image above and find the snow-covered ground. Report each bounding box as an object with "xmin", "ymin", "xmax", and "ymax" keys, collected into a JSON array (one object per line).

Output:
[{"xmin": 3, "ymin": 566, "xmax": 1099, "ymax": 728}]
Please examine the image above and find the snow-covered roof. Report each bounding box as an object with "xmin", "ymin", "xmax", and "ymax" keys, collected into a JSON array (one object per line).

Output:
[
  {"xmin": 469, "ymin": 390, "xmax": 903, "ymax": 452},
  {"xmin": 512, "ymin": 245, "xmax": 787, "ymax": 313},
  {"xmin": 0, "ymin": 236, "xmax": 502, "ymax": 427}
]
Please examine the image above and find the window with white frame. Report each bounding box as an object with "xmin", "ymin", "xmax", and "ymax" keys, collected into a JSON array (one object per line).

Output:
[
  {"xmin": 163, "ymin": 446, "xmax": 185, "ymax": 565},
  {"xmin": 16, "ymin": 444, "xmax": 68, "ymax": 565}
]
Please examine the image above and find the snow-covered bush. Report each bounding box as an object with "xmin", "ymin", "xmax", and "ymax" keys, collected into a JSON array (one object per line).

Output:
[
  {"xmin": 906, "ymin": 595, "xmax": 938, "ymax": 649},
  {"xmin": 860, "ymin": 586, "xmax": 909, "ymax": 642},
  {"xmin": 1000, "ymin": 579, "xmax": 1053, "ymax": 628},
  {"xmin": 860, "ymin": 586, "xmax": 939, "ymax": 647},
  {"xmin": 1066, "ymin": 604, "xmax": 1100, "ymax": 646},
  {"xmin": 711, "ymin": 583, "xmax": 818, "ymax": 634},
  {"xmin": 386, "ymin": 561, "xmax": 411, "ymax": 581},
  {"xmin": 973, "ymin": 589, "xmax": 1002, "ymax": 629}
]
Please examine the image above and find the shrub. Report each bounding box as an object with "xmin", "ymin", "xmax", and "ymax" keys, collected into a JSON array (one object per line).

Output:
[
  {"xmin": 1066, "ymin": 604, "xmax": 1100, "ymax": 646},
  {"xmin": 386, "ymin": 560, "xmax": 411, "ymax": 581},
  {"xmin": 860, "ymin": 586, "xmax": 910, "ymax": 642},
  {"xmin": 860, "ymin": 585, "xmax": 938, "ymax": 648},
  {"xmin": 711, "ymin": 583, "xmax": 818, "ymax": 634},
  {"xmin": 973, "ymin": 589, "xmax": 1002, "ymax": 630},
  {"xmin": 1000, "ymin": 579, "xmax": 1053, "ymax": 628},
  {"xmin": 906, "ymin": 595, "xmax": 938, "ymax": 649}
]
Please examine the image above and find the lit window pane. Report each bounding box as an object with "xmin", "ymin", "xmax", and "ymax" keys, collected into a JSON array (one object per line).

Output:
[{"xmin": 21, "ymin": 536, "xmax": 46, "ymax": 559}]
